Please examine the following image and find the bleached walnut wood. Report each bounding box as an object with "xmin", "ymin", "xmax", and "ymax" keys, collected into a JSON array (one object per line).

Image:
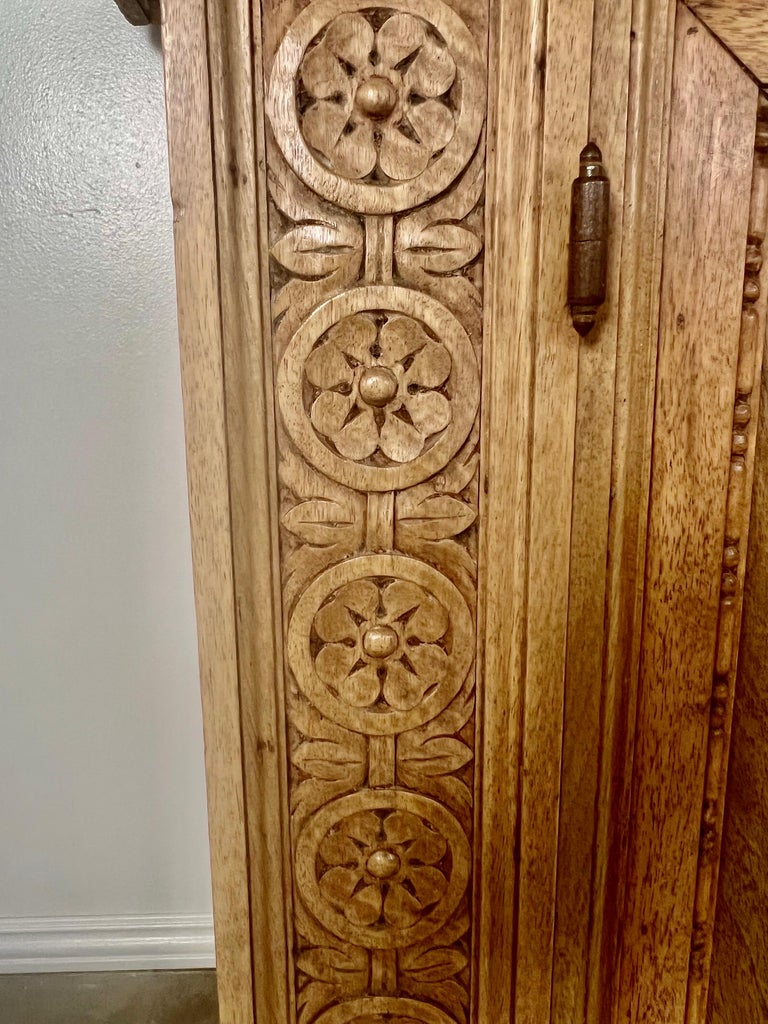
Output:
[
  {"xmin": 685, "ymin": 1, "xmax": 768, "ymax": 86},
  {"xmin": 685, "ymin": 97, "xmax": 768, "ymax": 1024},
  {"xmin": 617, "ymin": 7, "xmax": 759, "ymax": 1023},
  {"xmin": 153, "ymin": 0, "xmax": 768, "ymax": 1021},
  {"xmin": 160, "ymin": 2, "xmax": 255, "ymax": 1022},
  {"xmin": 264, "ymin": 6, "xmax": 487, "ymax": 1022}
]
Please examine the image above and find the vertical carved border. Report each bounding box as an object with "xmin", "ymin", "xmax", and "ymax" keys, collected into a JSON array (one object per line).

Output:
[
  {"xmin": 260, "ymin": 4, "xmax": 489, "ymax": 1023},
  {"xmin": 686, "ymin": 95, "xmax": 768, "ymax": 1024}
]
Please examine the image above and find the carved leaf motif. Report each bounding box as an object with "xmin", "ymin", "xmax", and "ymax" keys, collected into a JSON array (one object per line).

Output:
[
  {"xmin": 399, "ymin": 736, "xmax": 472, "ymax": 776},
  {"xmin": 282, "ymin": 499, "xmax": 359, "ymax": 547},
  {"xmin": 396, "ymin": 451, "xmax": 479, "ymax": 542},
  {"xmin": 272, "ymin": 222, "xmax": 361, "ymax": 278},
  {"xmin": 293, "ymin": 739, "xmax": 367, "ymax": 782},
  {"xmin": 395, "ymin": 222, "xmax": 482, "ymax": 275},
  {"xmin": 297, "ymin": 945, "xmax": 367, "ymax": 984},
  {"xmin": 399, "ymin": 946, "xmax": 468, "ymax": 982},
  {"xmin": 400, "ymin": 976, "xmax": 468, "ymax": 1024},
  {"xmin": 398, "ymin": 494, "xmax": 477, "ymax": 541}
]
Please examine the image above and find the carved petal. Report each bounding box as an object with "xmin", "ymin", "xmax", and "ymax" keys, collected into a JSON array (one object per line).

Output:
[
  {"xmin": 407, "ymin": 643, "xmax": 449, "ymax": 684},
  {"xmin": 383, "ymin": 660, "xmax": 427, "ymax": 710},
  {"xmin": 332, "ymin": 119, "xmax": 378, "ymax": 180},
  {"xmin": 319, "ymin": 865, "xmax": 359, "ymax": 905},
  {"xmin": 302, "ymin": 100, "xmax": 350, "ymax": 160},
  {"xmin": 408, "ymin": 100, "xmax": 456, "ymax": 153},
  {"xmin": 383, "ymin": 882, "xmax": 422, "ymax": 927},
  {"xmin": 405, "ymin": 38, "xmax": 456, "ymax": 97},
  {"xmin": 379, "ymin": 315, "xmax": 430, "ymax": 364},
  {"xmin": 406, "ymin": 828, "xmax": 447, "ymax": 866},
  {"xmin": 346, "ymin": 883, "xmax": 383, "ymax": 926},
  {"xmin": 379, "ymin": 414, "xmax": 424, "ymax": 463},
  {"xmin": 314, "ymin": 597, "xmax": 357, "ymax": 643},
  {"xmin": 316, "ymin": 642, "xmax": 358, "ymax": 686},
  {"xmin": 382, "ymin": 809, "xmax": 422, "ymax": 844},
  {"xmin": 319, "ymin": 832, "xmax": 363, "ymax": 867},
  {"xmin": 406, "ymin": 594, "xmax": 449, "ymax": 643},
  {"xmin": 381, "ymin": 580, "xmax": 424, "ymax": 623},
  {"xmin": 301, "ymin": 43, "xmax": 350, "ymax": 99},
  {"xmin": 333, "ymin": 408, "xmax": 379, "ymax": 460},
  {"xmin": 341, "ymin": 810, "xmax": 381, "ymax": 846},
  {"xmin": 404, "ymin": 339, "xmax": 451, "ymax": 387},
  {"xmin": 311, "ymin": 390, "xmax": 354, "ymax": 436},
  {"xmin": 305, "ymin": 341, "xmax": 354, "ymax": 389},
  {"xmin": 338, "ymin": 665, "xmax": 381, "ymax": 708},
  {"xmin": 378, "ymin": 125, "xmax": 431, "ymax": 181},
  {"xmin": 328, "ymin": 313, "xmax": 378, "ymax": 364},
  {"xmin": 408, "ymin": 865, "xmax": 447, "ymax": 906},
  {"xmin": 404, "ymin": 391, "xmax": 451, "ymax": 436},
  {"xmin": 376, "ymin": 13, "xmax": 426, "ymax": 70},
  {"xmin": 324, "ymin": 14, "xmax": 375, "ymax": 69},
  {"xmin": 335, "ymin": 579, "xmax": 380, "ymax": 619}
]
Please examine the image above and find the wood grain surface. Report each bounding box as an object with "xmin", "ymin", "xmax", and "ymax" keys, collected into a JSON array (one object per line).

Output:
[
  {"xmin": 686, "ymin": 1, "xmax": 768, "ymax": 86},
  {"xmin": 685, "ymin": 96, "xmax": 768, "ymax": 1024},
  {"xmin": 617, "ymin": 7, "xmax": 758, "ymax": 1023},
  {"xmin": 708, "ymin": 99, "xmax": 768, "ymax": 1024},
  {"xmin": 160, "ymin": 2, "xmax": 255, "ymax": 1022}
]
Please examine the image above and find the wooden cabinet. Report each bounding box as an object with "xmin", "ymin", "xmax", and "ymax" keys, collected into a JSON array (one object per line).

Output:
[{"xmin": 142, "ymin": 0, "xmax": 768, "ymax": 1021}]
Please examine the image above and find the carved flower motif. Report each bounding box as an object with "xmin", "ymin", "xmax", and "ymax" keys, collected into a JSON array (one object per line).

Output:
[
  {"xmin": 299, "ymin": 12, "xmax": 457, "ymax": 181},
  {"xmin": 318, "ymin": 809, "xmax": 448, "ymax": 928},
  {"xmin": 306, "ymin": 312, "xmax": 452, "ymax": 464},
  {"xmin": 313, "ymin": 577, "xmax": 449, "ymax": 711}
]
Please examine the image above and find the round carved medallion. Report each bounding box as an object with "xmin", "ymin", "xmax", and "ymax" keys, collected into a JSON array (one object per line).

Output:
[
  {"xmin": 267, "ymin": 0, "xmax": 485, "ymax": 213},
  {"xmin": 313, "ymin": 998, "xmax": 458, "ymax": 1024},
  {"xmin": 287, "ymin": 554, "xmax": 473, "ymax": 735},
  {"xmin": 277, "ymin": 285, "xmax": 479, "ymax": 492},
  {"xmin": 295, "ymin": 790, "xmax": 470, "ymax": 949}
]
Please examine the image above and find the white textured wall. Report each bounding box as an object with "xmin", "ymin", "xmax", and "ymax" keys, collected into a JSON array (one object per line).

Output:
[{"xmin": 0, "ymin": 0, "xmax": 212, "ymax": 956}]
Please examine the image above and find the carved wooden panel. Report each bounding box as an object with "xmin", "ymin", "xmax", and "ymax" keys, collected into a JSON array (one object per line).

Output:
[{"xmin": 262, "ymin": 4, "xmax": 487, "ymax": 1022}]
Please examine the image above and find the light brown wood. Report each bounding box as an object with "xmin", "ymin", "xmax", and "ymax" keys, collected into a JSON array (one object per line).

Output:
[
  {"xmin": 707, "ymin": 97, "xmax": 768, "ymax": 1024},
  {"xmin": 515, "ymin": 1, "xmax": 593, "ymax": 1020},
  {"xmin": 592, "ymin": 3, "xmax": 680, "ymax": 1021},
  {"xmin": 685, "ymin": 95, "xmax": 768, "ymax": 1024},
  {"xmin": 154, "ymin": 0, "xmax": 768, "ymax": 1020},
  {"xmin": 160, "ymin": 2, "xmax": 255, "ymax": 1022},
  {"xmin": 475, "ymin": 0, "xmax": 544, "ymax": 1018},
  {"xmin": 263, "ymin": 6, "xmax": 488, "ymax": 1022},
  {"xmin": 685, "ymin": 1, "xmax": 768, "ymax": 87},
  {"xmin": 204, "ymin": 2, "xmax": 295, "ymax": 1022},
  {"xmin": 553, "ymin": 0, "xmax": 633, "ymax": 1018},
  {"xmin": 617, "ymin": 7, "xmax": 758, "ymax": 1022}
]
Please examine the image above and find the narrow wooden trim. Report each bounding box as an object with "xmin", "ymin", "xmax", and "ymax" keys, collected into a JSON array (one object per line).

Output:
[
  {"xmin": 591, "ymin": 2, "xmax": 679, "ymax": 1021},
  {"xmin": 203, "ymin": 2, "xmax": 295, "ymax": 1023},
  {"xmin": 474, "ymin": 0, "xmax": 546, "ymax": 1018},
  {"xmin": 160, "ymin": 2, "xmax": 255, "ymax": 1021},
  {"xmin": 514, "ymin": 1, "xmax": 595, "ymax": 1020},
  {"xmin": 617, "ymin": 7, "xmax": 758, "ymax": 1021},
  {"xmin": 685, "ymin": 95, "xmax": 768, "ymax": 1024}
]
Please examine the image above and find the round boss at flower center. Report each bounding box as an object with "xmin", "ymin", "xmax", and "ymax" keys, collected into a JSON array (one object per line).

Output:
[
  {"xmin": 355, "ymin": 76, "xmax": 398, "ymax": 119},
  {"xmin": 358, "ymin": 365, "xmax": 399, "ymax": 407},
  {"xmin": 366, "ymin": 849, "xmax": 401, "ymax": 879},
  {"xmin": 362, "ymin": 624, "xmax": 399, "ymax": 659}
]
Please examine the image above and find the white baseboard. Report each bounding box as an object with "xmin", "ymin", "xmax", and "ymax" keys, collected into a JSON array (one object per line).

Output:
[{"xmin": 0, "ymin": 914, "xmax": 215, "ymax": 973}]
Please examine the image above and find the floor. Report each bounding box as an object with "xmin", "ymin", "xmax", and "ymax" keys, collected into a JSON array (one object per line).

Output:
[{"xmin": 0, "ymin": 970, "xmax": 219, "ymax": 1024}]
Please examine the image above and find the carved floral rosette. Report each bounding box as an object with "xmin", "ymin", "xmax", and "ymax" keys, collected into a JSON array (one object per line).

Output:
[{"xmin": 265, "ymin": 1, "xmax": 487, "ymax": 1021}]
